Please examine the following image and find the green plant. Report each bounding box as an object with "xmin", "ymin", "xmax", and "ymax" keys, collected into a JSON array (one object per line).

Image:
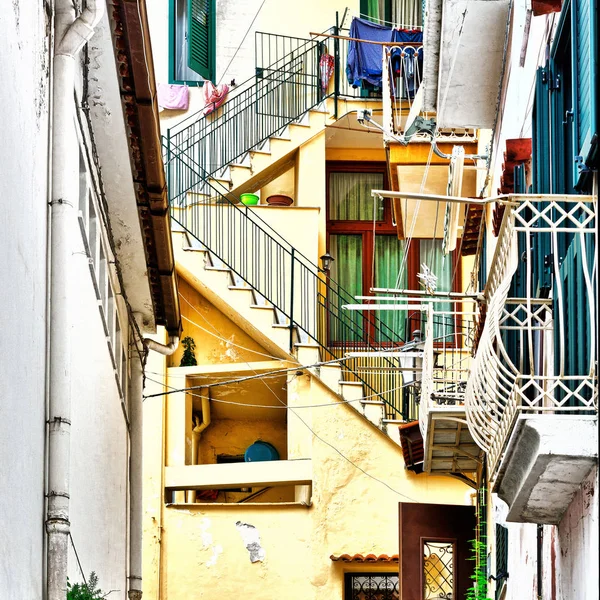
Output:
[
  {"xmin": 466, "ymin": 538, "xmax": 491, "ymax": 600},
  {"xmin": 180, "ymin": 336, "xmax": 198, "ymax": 367},
  {"xmin": 67, "ymin": 572, "xmax": 105, "ymax": 599}
]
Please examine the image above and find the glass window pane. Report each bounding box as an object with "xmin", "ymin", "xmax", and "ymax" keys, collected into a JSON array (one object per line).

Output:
[
  {"xmin": 329, "ymin": 234, "xmax": 363, "ymax": 342},
  {"xmin": 420, "ymin": 239, "xmax": 454, "ymax": 342},
  {"xmin": 374, "ymin": 235, "xmax": 407, "ymax": 342},
  {"xmin": 423, "ymin": 540, "xmax": 454, "ymax": 600},
  {"xmin": 329, "ymin": 172, "xmax": 385, "ymax": 221}
]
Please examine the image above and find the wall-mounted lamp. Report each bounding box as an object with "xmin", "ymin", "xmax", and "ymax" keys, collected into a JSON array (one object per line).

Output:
[{"xmin": 320, "ymin": 252, "xmax": 334, "ymax": 272}]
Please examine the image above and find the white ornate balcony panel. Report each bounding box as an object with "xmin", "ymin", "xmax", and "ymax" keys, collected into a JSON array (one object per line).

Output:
[
  {"xmin": 465, "ymin": 195, "xmax": 597, "ymax": 480},
  {"xmin": 419, "ymin": 305, "xmax": 481, "ymax": 486}
]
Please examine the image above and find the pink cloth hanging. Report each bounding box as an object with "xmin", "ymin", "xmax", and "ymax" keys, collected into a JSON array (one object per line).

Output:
[
  {"xmin": 157, "ymin": 83, "xmax": 189, "ymax": 110},
  {"xmin": 201, "ymin": 81, "xmax": 230, "ymax": 117},
  {"xmin": 319, "ymin": 53, "xmax": 335, "ymax": 93}
]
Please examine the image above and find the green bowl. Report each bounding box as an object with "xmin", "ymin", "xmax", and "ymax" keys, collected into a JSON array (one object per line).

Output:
[{"xmin": 240, "ymin": 193, "xmax": 259, "ymax": 206}]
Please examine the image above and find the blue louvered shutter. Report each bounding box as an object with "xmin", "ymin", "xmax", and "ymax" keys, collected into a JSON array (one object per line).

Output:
[
  {"xmin": 532, "ymin": 67, "xmax": 551, "ymax": 194},
  {"xmin": 572, "ymin": 0, "xmax": 595, "ymax": 163},
  {"xmin": 188, "ymin": 0, "xmax": 214, "ymax": 79}
]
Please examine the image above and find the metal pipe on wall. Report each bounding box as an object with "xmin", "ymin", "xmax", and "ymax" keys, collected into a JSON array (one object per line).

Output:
[
  {"xmin": 45, "ymin": 2, "xmax": 104, "ymax": 599},
  {"xmin": 128, "ymin": 339, "xmax": 145, "ymax": 600}
]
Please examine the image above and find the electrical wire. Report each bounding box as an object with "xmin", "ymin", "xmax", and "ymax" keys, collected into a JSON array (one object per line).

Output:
[
  {"xmin": 144, "ymin": 374, "xmax": 420, "ymax": 502},
  {"xmin": 217, "ymin": 0, "xmax": 268, "ymax": 86}
]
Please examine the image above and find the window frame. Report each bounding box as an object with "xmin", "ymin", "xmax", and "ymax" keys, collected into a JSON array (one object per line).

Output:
[
  {"xmin": 325, "ymin": 161, "xmax": 462, "ymax": 346},
  {"xmin": 168, "ymin": 0, "xmax": 215, "ymax": 85},
  {"xmin": 343, "ymin": 571, "xmax": 400, "ymax": 600}
]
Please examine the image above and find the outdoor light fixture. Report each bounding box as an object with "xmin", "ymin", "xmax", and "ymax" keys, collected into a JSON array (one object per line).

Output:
[{"xmin": 320, "ymin": 252, "xmax": 334, "ymax": 272}]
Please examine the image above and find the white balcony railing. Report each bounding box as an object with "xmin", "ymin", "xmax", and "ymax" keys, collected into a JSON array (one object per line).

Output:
[
  {"xmin": 465, "ymin": 195, "xmax": 597, "ymax": 477},
  {"xmin": 419, "ymin": 304, "xmax": 478, "ymax": 443}
]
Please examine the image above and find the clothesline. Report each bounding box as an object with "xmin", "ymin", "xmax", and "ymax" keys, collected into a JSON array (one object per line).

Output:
[{"xmin": 309, "ymin": 31, "xmax": 423, "ymax": 46}]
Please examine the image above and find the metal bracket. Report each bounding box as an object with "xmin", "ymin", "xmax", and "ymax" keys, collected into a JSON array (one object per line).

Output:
[{"xmin": 574, "ymin": 155, "xmax": 591, "ymax": 173}]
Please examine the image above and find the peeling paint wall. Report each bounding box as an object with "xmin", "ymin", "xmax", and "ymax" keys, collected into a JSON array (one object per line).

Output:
[
  {"xmin": 492, "ymin": 466, "xmax": 598, "ymax": 600},
  {"xmin": 144, "ymin": 348, "xmax": 470, "ymax": 599},
  {"xmin": 170, "ymin": 276, "xmax": 271, "ymax": 367}
]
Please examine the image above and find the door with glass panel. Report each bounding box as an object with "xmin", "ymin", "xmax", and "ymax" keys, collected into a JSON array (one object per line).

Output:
[
  {"xmin": 327, "ymin": 165, "xmax": 406, "ymax": 345},
  {"xmin": 326, "ymin": 164, "xmax": 458, "ymax": 347}
]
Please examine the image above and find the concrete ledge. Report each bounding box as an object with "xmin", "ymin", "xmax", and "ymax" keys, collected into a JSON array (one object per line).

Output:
[
  {"xmin": 494, "ymin": 416, "xmax": 598, "ymax": 524},
  {"xmin": 165, "ymin": 459, "xmax": 312, "ymax": 491}
]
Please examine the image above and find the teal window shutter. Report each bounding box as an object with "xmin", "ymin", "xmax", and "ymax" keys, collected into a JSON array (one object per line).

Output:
[
  {"xmin": 532, "ymin": 67, "xmax": 551, "ymax": 194},
  {"xmin": 572, "ymin": 0, "xmax": 595, "ymax": 163},
  {"xmin": 188, "ymin": 0, "xmax": 214, "ymax": 80}
]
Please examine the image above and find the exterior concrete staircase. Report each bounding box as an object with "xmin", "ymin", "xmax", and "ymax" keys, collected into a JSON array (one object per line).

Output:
[
  {"xmin": 204, "ymin": 102, "xmax": 330, "ymax": 200},
  {"xmin": 172, "ymin": 221, "xmax": 404, "ymax": 449}
]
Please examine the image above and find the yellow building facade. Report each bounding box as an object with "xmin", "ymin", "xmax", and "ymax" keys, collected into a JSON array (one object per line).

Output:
[{"xmin": 142, "ymin": 0, "xmax": 486, "ymax": 597}]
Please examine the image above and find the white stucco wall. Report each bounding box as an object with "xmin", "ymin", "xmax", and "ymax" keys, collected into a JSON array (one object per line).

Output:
[
  {"xmin": 557, "ymin": 466, "xmax": 598, "ymax": 600},
  {"xmin": 0, "ymin": 3, "xmax": 50, "ymax": 598},
  {"xmin": 67, "ymin": 243, "xmax": 130, "ymax": 595},
  {"xmin": 0, "ymin": 5, "xmax": 135, "ymax": 596}
]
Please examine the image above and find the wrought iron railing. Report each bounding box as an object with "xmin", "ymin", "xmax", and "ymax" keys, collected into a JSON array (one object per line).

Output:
[
  {"xmin": 465, "ymin": 194, "xmax": 597, "ymax": 477},
  {"xmin": 162, "ymin": 25, "xmax": 434, "ymax": 421},
  {"xmin": 166, "ymin": 36, "xmax": 324, "ymax": 205},
  {"xmin": 168, "ymin": 156, "xmax": 412, "ymax": 420}
]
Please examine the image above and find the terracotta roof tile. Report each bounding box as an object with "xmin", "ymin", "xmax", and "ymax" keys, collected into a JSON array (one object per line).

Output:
[{"xmin": 330, "ymin": 553, "xmax": 399, "ymax": 563}]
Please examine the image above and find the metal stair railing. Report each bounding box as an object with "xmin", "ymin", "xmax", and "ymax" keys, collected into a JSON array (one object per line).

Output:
[
  {"xmin": 166, "ymin": 36, "xmax": 326, "ymax": 206},
  {"xmin": 167, "ymin": 150, "xmax": 413, "ymax": 421}
]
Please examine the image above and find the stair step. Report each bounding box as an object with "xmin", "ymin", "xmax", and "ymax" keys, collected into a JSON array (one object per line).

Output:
[
  {"xmin": 361, "ymin": 400, "xmax": 385, "ymax": 406},
  {"xmin": 205, "ymin": 266, "xmax": 232, "ymax": 272},
  {"xmin": 382, "ymin": 419, "xmax": 405, "ymax": 424},
  {"xmin": 249, "ymin": 304, "xmax": 275, "ymax": 311},
  {"xmin": 310, "ymin": 100, "xmax": 329, "ymax": 114},
  {"xmin": 228, "ymin": 284, "xmax": 252, "ymax": 291}
]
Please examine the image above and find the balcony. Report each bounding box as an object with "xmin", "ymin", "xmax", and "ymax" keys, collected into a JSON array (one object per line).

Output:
[
  {"xmin": 465, "ymin": 194, "xmax": 598, "ymax": 523},
  {"xmin": 419, "ymin": 305, "xmax": 483, "ymax": 488}
]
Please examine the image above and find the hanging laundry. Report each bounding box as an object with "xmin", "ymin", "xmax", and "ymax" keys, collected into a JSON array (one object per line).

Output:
[
  {"xmin": 319, "ymin": 53, "xmax": 335, "ymax": 93},
  {"xmin": 157, "ymin": 83, "xmax": 189, "ymax": 111},
  {"xmin": 390, "ymin": 29, "xmax": 423, "ymax": 98},
  {"xmin": 346, "ymin": 17, "xmax": 395, "ymax": 88},
  {"xmin": 200, "ymin": 81, "xmax": 230, "ymax": 117}
]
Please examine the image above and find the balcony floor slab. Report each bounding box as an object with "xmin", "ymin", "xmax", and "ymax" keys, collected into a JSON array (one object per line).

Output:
[{"xmin": 494, "ymin": 415, "xmax": 598, "ymax": 525}]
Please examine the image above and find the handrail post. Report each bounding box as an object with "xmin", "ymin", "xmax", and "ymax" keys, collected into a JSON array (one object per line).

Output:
[
  {"xmin": 289, "ymin": 248, "xmax": 296, "ymax": 353},
  {"xmin": 334, "ymin": 12, "xmax": 340, "ymax": 118}
]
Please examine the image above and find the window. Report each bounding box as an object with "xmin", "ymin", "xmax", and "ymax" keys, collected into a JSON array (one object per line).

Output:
[
  {"xmin": 169, "ymin": 0, "xmax": 215, "ymax": 84},
  {"xmin": 360, "ymin": 0, "xmax": 423, "ymax": 27},
  {"xmin": 326, "ymin": 163, "xmax": 459, "ymax": 344},
  {"xmin": 423, "ymin": 539, "xmax": 455, "ymax": 599},
  {"xmin": 344, "ymin": 572, "xmax": 399, "ymax": 600}
]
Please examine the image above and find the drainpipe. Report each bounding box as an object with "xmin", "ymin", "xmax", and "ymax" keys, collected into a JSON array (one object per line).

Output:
[
  {"xmin": 144, "ymin": 336, "xmax": 179, "ymax": 355},
  {"xmin": 124, "ymin": 334, "xmax": 180, "ymax": 599},
  {"xmin": 128, "ymin": 333, "xmax": 145, "ymax": 600},
  {"xmin": 186, "ymin": 393, "xmax": 211, "ymax": 503},
  {"xmin": 46, "ymin": 2, "xmax": 104, "ymax": 600}
]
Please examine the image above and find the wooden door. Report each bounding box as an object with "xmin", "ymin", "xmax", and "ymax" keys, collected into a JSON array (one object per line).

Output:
[{"xmin": 399, "ymin": 503, "xmax": 475, "ymax": 600}]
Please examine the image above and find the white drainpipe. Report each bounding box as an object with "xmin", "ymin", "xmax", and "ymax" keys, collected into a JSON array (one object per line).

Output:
[
  {"xmin": 46, "ymin": 2, "xmax": 104, "ymax": 599},
  {"xmin": 123, "ymin": 334, "xmax": 180, "ymax": 599},
  {"xmin": 186, "ymin": 394, "xmax": 211, "ymax": 503},
  {"xmin": 128, "ymin": 343, "xmax": 145, "ymax": 600}
]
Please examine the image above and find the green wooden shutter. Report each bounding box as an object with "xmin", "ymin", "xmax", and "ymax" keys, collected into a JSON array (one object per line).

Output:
[
  {"xmin": 188, "ymin": 0, "xmax": 214, "ymax": 79},
  {"xmin": 572, "ymin": 0, "xmax": 595, "ymax": 162},
  {"xmin": 532, "ymin": 67, "xmax": 551, "ymax": 194}
]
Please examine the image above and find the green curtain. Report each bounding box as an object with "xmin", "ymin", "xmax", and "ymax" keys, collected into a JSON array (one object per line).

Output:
[
  {"xmin": 329, "ymin": 172, "xmax": 384, "ymax": 220},
  {"xmin": 420, "ymin": 239, "xmax": 454, "ymax": 341},
  {"xmin": 375, "ymin": 235, "xmax": 407, "ymax": 342},
  {"xmin": 330, "ymin": 234, "xmax": 363, "ymax": 342}
]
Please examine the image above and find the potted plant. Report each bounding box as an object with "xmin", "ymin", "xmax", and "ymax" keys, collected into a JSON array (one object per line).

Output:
[{"xmin": 180, "ymin": 336, "xmax": 198, "ymax": 366}]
